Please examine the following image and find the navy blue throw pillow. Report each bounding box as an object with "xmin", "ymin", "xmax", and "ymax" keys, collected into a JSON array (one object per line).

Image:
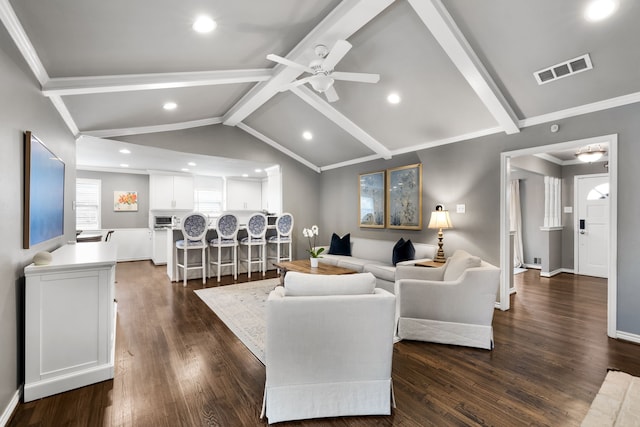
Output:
[
  {"xmin": 328, "ymin": 233, "xmax": 351, "ymax": 256},
  {"xmin": 392, "ymin": 238, "xmax": 415, "ymax": 266}
]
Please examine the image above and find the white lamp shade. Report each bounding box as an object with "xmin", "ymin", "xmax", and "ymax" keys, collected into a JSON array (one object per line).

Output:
[{"xmin": 428, "ymin": 210, "xmax": 453, "ymax": 229}]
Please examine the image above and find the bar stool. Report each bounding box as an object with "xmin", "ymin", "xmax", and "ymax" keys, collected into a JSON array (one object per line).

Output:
[
  {"xmin": 209, "ymin": 213, "xmax": 240, "ymax": 282},
  {"xmin": 174, "ymin": 212, "xmax": 208, "ymax": 287},
  {"xmin": 240, "ymin": 213, "xmax": 268, "ymax": 278},
  {"xmin": 267, "ymin": 213, "xmax": 294, "ymax": 268}
]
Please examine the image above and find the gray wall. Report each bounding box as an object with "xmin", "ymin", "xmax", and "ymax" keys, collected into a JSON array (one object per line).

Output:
[
  {"xmin": 510, "ymin": 169, "xmax": 545, "ymax": 265},
  {"xmin": 320, "ymin": 102, "xmax": 640, "ymax": 335},
  {"xmin": 118, "ymin": 126, "xmax": 321, "ymax": 260},
  {"xmin": 0, "ymin": 26, "xmax": 76, "ymax": 416},
  {"xmin": 77, "ymin": 170, "xmax": 150, "ymax": 229}
]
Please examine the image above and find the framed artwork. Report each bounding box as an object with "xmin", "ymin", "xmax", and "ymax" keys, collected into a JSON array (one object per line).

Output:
[
  {"xmin": 359, "ymin": 170, "xmax": 385, "ymax": 228},
  {"xmin": 114, "ymin": 191, "xmax": 138, "ymax": 211},
  {"xmin": 387, "ymin": 163, "xmax": 422, "ymax": 230}
]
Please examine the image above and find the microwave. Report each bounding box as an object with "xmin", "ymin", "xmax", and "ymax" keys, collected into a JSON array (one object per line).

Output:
[{"xmin": 154, "ymin": 216, "xmax": 173, "ymax": 228}]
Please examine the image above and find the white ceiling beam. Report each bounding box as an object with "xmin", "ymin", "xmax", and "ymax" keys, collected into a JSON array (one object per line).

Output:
[
  {"xmin": 223, "ymin": 0, "xmax": 395, "ymax": 126},
  {"xmin": 237, "ymin": 123, "xmax": 321, "ymax": 173},
  {"xmin": 408, "ymin": 0, "xmax": 520, "ymax": 134},
  {"xmin": 291, "ymin": 86, "xmax": 392, "ymax": 159},
  {"xmin": 82, "ymin": 117, "xmax": 223, "ymax": 139},
  {"xmin": 42, "ymin": 69, "xmax": 273, "ymax": 97}
]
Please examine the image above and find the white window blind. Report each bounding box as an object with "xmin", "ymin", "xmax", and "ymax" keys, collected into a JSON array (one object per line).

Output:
[
  {"xmin": 76, "ymin": 178, "xmax": 101, "ymax": 230},
  {"xmin": 194, "ymin": 176, "xmax": 223, "ymax": 217}
]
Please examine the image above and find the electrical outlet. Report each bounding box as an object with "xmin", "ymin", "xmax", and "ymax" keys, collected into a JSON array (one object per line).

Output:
[{"xmin": 456, "ymin": 204, "xmax": 465, "ymax": 213}]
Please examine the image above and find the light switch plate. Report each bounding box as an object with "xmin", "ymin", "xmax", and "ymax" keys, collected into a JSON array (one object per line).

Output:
[
  {"xmin": 456, "ymin": 204, "xmax": 466, "ymax": 213},
  {"xmin": 564, "ymin": 206, "xmax": 573, "ymax": 213}
]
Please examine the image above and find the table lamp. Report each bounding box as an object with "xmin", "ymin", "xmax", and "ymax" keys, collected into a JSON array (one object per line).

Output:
[{"xmin": 428, "ymin": 205, "xmax": 453, "ymax": 263}]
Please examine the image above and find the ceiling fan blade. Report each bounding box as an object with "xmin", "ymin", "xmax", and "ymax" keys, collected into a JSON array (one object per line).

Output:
[
  {"xmin": 266, "ymin": 54, "xmax": 313, "ymax": 73},
  {"xmin": 331, "ymin": 71, "xmax": 380, "ymax": 84},
  {"xmin": 324, "ymin": 86, "xmax": 339, "ymax": 103},
  {"xmin": 279, "ymin": 76, "xmax": 313, "ymax": 92},
  {"xmin": 321, "ymin": 40, "xmax": 352, "ymax": 70}
]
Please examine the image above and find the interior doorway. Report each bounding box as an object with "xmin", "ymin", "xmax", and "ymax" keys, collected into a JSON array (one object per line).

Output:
[{"xmin": 499, "ymin": 134, "xmax": 618, "ymax": 338}]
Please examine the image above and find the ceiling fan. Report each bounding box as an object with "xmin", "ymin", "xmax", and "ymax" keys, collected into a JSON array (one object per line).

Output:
[{"xmin": 266, "ymin": 40, "xmax": 380, "ymax": 103}]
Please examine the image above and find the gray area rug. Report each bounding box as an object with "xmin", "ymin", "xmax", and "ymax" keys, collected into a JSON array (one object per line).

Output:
[{"xmin": 194, "ymin": 278, "xmax": 280, "ymax": 364}]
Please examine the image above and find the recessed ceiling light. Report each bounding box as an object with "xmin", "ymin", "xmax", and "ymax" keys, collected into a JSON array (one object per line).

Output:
[
  {"xmin": 585, "ymin": 0, "xmax": 618, "ymax": 21},
  {"xmin": 181, "ymin": 168, "xmax": 189, "ymax": 172},
  {"xmin": 188, "ymin": 162, "xmax": 196, "ymax": 167},
  {"xmin": 387, "ymin": 92, "xmax": 401, "ymax": 104},
  {"xmin": 254, "ymin": 168, "xmax": 262, "ymax": 173},
  {"xmin": 193, "ymin": 15, "xmax": 216, "ymax": 33},
  {"xmin": 163, "ymin": 102, "xmax": 177, "ymax": 110},
  {"xmin": 119, "ymin": 148, "xmax": 131, "ymax": 154},
  {"xmin": 120, "ymin": 164, "xmax": 129, "ymax": 168},
  {"xmin": 242, "ymin": 174, "xmax": 249, "ymax": 178},
  {"xmin": 302, "ymin": 131, "xmax": 313, "ymax": 140}
]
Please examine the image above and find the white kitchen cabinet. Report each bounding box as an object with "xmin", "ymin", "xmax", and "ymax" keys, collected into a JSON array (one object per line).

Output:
[
  {"xmin": 24, "ymin": 242, "xmax": 117, "ymax": 402},
  {"xmin": 226, "ymin": 178, "xmax": 262, "ymax": 210},
  {"xmin": 150, "ymin": 174, "xmax": 194, "ymax": 210}
]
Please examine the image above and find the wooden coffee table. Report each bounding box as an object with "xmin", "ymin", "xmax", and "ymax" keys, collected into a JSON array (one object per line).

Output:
[{"xmin": 272, "ymin": 259, "xmax": 357, "ymax": 285}]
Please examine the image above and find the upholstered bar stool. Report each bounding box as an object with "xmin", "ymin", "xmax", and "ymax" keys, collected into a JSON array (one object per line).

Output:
[
  {"xmin": 267, "ymin": 213, "xmax": 294, "ymax": 269},
  {"xmin": 174, "ymin": 212, "xmax": 208, "ymax": 287},
  {"xmin": 209, "ymin": 213, "xmax": 240, "ymax": 282},
  {"xmin": 240, "ymin": 212, "xmax": 268, "ymax": 278}
]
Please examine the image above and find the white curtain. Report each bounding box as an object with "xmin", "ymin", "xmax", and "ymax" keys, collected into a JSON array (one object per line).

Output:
[{"xmin": 509, "ymin": 179, "xmax": 524, "ymax": 268}]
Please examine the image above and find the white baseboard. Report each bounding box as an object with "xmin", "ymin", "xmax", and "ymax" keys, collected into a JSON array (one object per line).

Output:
[
  {"xmin": 0, "ymin": 389, "xmax": 20, "ymax": 427},
  {"xmin": 616, "ymin": 331, "xmax": 640, "ymax": 345},
  {"xmin": 523, "ymin": 263, "xmax": 541, "ymax": 270}
]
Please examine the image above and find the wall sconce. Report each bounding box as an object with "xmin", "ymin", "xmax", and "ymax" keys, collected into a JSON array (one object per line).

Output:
[{"xmin": 427, "ymin": 204, "xmax": 453, "ymax": 263}]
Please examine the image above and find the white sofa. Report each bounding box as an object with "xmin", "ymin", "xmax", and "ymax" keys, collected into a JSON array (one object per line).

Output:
[
  {"xmin": 394, "ymin": 249, "xmax": 500, "ymax": 350},
  {"xmin": 316, "ymin": 237, "xmax": 437, "ymax": 293},
  {"xmin": 261, "ymin": 272, "xmax": 396, "ymax": 424}
]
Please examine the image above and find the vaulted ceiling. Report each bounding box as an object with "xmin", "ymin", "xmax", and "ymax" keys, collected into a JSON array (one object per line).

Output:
[{"xmin": 2, "ymin": 0, "xmax": 637, "ymax": 174}]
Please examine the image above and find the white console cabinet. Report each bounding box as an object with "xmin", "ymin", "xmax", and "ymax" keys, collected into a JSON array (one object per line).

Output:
[{"xmin": 23, "ymin": 242, "xmax": 117, "ymax": 402}]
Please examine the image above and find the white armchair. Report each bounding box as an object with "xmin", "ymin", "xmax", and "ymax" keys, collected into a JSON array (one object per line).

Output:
[
  {"xmin": 261, "ymin": 272, "xmax": 396, "ymax": 424},
  {"xmin": 394, "ymin": 250, "xmax": 500, "ymax": 350}
]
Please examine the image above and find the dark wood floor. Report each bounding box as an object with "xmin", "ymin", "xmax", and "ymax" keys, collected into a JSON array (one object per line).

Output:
[{"xmin": 9, "ymin": 263, "xmax": 640, "ymax": 426}]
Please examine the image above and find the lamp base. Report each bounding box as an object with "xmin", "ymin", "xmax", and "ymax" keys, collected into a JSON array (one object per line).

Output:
[{"xmin": 434, "ymin": 229, "xmax": 446, "ymax": 263}]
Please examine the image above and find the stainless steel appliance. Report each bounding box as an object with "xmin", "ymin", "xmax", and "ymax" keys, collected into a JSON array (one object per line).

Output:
[{"xmin": 153, "ymin": 215, "xmax": 173, "ymax": 229}]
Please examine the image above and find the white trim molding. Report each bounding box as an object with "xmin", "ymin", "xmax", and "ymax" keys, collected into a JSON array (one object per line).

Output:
[
  {"xmin": 82, "ymin": 117, "xmax": 223, "ymax": 138},
  {"xmin": 0, "ymin": 389, "xmax": 20, "ymax": 427},
  {"xmin": 616, "ymin": 331, "xmax": 640, "ymax": 345}
]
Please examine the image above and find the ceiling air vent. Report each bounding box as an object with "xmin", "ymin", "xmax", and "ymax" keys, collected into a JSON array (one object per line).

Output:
[{"xmin": 534, "ymin": 54, "xmax": 593, "ymax": 85}]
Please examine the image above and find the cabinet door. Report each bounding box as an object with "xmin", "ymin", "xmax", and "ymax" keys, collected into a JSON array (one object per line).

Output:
[
  {"xmin": 149, "ymin": 175, "xmax": 174, "ymax": 209},
  {"xmin": 227, "ymin": 179, "xmax": 262, "ymax": 210},
  {"xmin": 173, "ymin": 176, "xmax": 194, "ymax": 210}
]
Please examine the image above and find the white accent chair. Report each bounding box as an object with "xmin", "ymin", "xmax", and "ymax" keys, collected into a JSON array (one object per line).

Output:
[
  {"xmin": 261, "ymin": 272, "xmax": 396, "ymax": 424},
  {"xmin": 394, "ymin": 249, "xmax": 500, "ymax": 350},
  {"xmin": 239, "ymin": 212, "xmax": 267, "ymax": 278},
  {"xmin": 174, "ymin": 212, "xmax": 208, "ymax": 287},
  {"xmin": 209, "ymin": 213, "xmax": 240, "ymax": 282},
  {"xmin": 267, "ymin": 213, "xmax": 294, "ymax": 268}
]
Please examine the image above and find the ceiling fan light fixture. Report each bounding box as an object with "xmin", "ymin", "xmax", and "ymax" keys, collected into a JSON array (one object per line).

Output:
[
  {"xmin": 310, "ymin": 74, "xmax": 334, "ymax": 92},
  {"xmin": 576, "ymin": 145, "xmax": 606, "ymax": 162}
]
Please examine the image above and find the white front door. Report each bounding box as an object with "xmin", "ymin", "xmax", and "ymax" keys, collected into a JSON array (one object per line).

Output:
[{"xmin": 576, "ymin": 174, "xmax": 609, "ymax": 278}]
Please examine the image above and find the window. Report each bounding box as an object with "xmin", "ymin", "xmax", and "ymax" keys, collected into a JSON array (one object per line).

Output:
[
  {"xmin": 76, "ymin": 178, "xmax": 101, "ymax": 230},
  {"xmin": 193, "ymin": 176, "xmax": 223, "ymax": 217}
]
